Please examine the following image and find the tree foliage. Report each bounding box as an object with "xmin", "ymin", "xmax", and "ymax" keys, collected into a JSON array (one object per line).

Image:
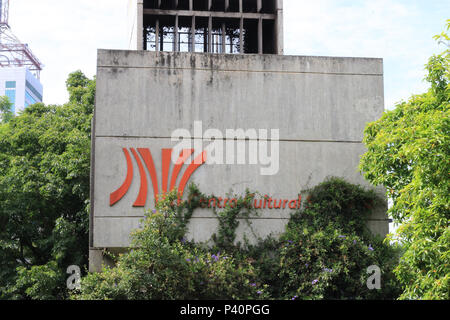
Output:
[
  {"xmin": 0, "ymin": 96, "xmax": 13, "ymax": 124},
  {"xmin": 359, "ymin": 22, "xmax": 450, "ymax": 300},
  {"xmin": 76, "ymin": 178, "xmax": 401, "ymax": 300},
  {"xmin": 0, "ymin": 71, "xmax": 95, "ymax": 299}
]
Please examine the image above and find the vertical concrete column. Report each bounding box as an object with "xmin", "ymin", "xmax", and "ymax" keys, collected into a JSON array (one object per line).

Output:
[
  {"xmin": 157, "ymin": 0, "xmax": 161, "ymax": 8},
  {"xmin": 89, "ymin": 249, "xmax": 116, "ymax": 273},
  {"xmin": 155, "ymin": 19, "xmax": 160, "ymax": 52},
  {"xmin": 258, "ymin": 17, "xmax": 263, "ymax": 54},
  {"xmin": 89, "ymin": 249, "xmax": 104, "ymax": 273},
  {"xmin": 230, "ymin": 35, "xmax": 233, "ymax": 53},
  {"xmin": 208, "ymin": 0, "xmax": 212, "ymax": 10},
  {"xmin": 173, "ymin": 0, "xmax": 179, "ymax": 9},
  {"xmin": 239, "ymin": 17, "xmax": 244, "ymax": 54},
  {"xmin": 276, "ymin": 0, "xmax": 284, "ymax": 54},
  {"xmin": 257, "ymin": 0, "xmax": 262, "ymax": 12},
  {"xmin": 208, "ymin": 15, "xmax": 213, "ymax": 53},
  {"xmin": 137, "ymin": 0, "xmax": 144, "ymax": 50},
  {"xmin": 221, "ymin": 23, "xmax": 226, "ymax": 53},
  {"xmin": 191, "ymin": 16, "xmax": 196, "ymax": 52},
  {"xmin": 189, "ymin": 0, "xmax": 193, "ymax": 11},
  {"xmin": 174, "ymin": 14, "xmax": 179, "ymax": 52},
  {"xmin": 89, "ymin": 117, "xmax": 95, "ymax": 250},
  {"xmin": 225, "ymin": 0, "xmax": 229, "ymax": 11},
  {"xmin": 216, "ymin": 34, "xmax": 219, "ymax": 53},
  {"xmin": 239, "ymin": 0, "xmax": 243, "ymax": 54}
]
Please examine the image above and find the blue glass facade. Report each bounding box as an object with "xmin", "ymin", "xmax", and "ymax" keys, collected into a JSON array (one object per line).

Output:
[
  {"xmin": 5, "ymin": 81, "xmax": 16, "ymax": 114},
  {"xmin": 25, "ymin": 91, "xmax": 37, "ymax": 107},
  {"xmin": 25, "ymin": 80, "xmax": 42, "ymax": 102},
  {"xmin": 2, "ymin": 71, "xmax": 42, "ymax": 113}
]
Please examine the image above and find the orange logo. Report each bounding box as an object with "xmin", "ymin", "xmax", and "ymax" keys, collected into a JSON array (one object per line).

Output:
[{"xmin": 110, "ymin": 148, "xmax": 207, "ymax": 207}]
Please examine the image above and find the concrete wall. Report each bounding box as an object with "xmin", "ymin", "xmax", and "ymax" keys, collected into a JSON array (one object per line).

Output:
[
  {"xmin": 91, "ymin": 50, "xmax": 388, "ymax": 268},
  {"xmin": 276, "ymin": 0, "xmax": 284, "ymax": 55}
]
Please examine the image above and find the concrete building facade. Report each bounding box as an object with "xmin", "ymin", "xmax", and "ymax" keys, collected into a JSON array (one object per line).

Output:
[{"xmin": 90, "ymin": 0, "xmax": 388, "ymax": 271}]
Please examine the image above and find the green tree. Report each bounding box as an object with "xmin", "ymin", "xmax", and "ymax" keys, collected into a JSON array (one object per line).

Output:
[
  {"xmin": 0, "ymin": 96, "xmax": 13, "ymax": 124},
  {"xmin": 359, "ymin": 22, "xmax": 450, "ymax": 299},
  {"xmin": 0, "ymin": 71, "xmax": 95, "ymax": 299}
]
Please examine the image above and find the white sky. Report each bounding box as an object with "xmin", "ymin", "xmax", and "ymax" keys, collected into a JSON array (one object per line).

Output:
[{"xmin": 8, "ymin": 0, "xmax": 450, "ymax": 109}]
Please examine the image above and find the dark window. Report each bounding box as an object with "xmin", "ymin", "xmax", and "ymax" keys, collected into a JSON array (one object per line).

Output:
[
  {"xmin": 193, "ymin": 0, "xmax": 209, "ymax": 11},
  {"xmin": 5, "ymin": 81, "xmax": 16, "ymax": 89}
]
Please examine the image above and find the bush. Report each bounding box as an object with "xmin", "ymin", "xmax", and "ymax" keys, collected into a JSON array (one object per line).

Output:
[
  {"xmin": 278, "ymin": 224, "xmax": 400, "ymax": 300},
  {"xmin": 254, "ymin": 178, "xmax": 401, "ymax": 300},
  {"xmin": 76, "ymin": 178, "xmax": 402, "ymax": 300},
  {"xmin": 76, "ymin": 191, "xmax": 266, "ymax": 300}
]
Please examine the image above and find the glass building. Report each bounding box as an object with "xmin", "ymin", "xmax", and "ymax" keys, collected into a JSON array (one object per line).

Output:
[{"xmin": 0, "ymin": 67, "xmax": 43, "ymax": 115}]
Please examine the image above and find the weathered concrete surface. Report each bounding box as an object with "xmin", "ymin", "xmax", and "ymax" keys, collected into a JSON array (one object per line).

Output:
[
  {"xmin": 91, "ymin": 50, "xmax": 389, "ymax": 266},
  {"xmin": 96, "ymin": 50, "xmax": 383, "ymax": 142}
]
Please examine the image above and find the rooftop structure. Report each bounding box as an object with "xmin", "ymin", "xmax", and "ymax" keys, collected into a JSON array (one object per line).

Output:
[
  {"xmin": 128, "ymin": 0, "xmax": 283, "ymax": 54},
  {"xmin": 0, "ymin": 0, "xmax": 43, "ymax": 114},
  {"xmin": 0, "ymin": 0, "xmax": 43, "ymax": 79}
]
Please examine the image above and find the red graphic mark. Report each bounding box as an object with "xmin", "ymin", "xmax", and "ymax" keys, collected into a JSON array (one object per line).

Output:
[
  {"xmin": 178, "ymin": 151, "xmax": 207, "ymax": 198},
  {"xmin": 161, "ymin": 149, "xmax": 173, "ymax": 194},
  {"xmin": 109, "ymin": 148, "xmax": 206, "ymax": 207},
  {"xmin": 130, "ymin": 148, "xmax": 148, "ymax": 207},
  {"xmin": 138, "ymin": 148, "xmax": 159, "ymax": 204},
  {"xmin": 110, "ymin": 148, "xmax": 134, "ymax": 206},
  {"xmin": 170, "ymin": 149, "xmax": 194, "ymax": 191}
]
